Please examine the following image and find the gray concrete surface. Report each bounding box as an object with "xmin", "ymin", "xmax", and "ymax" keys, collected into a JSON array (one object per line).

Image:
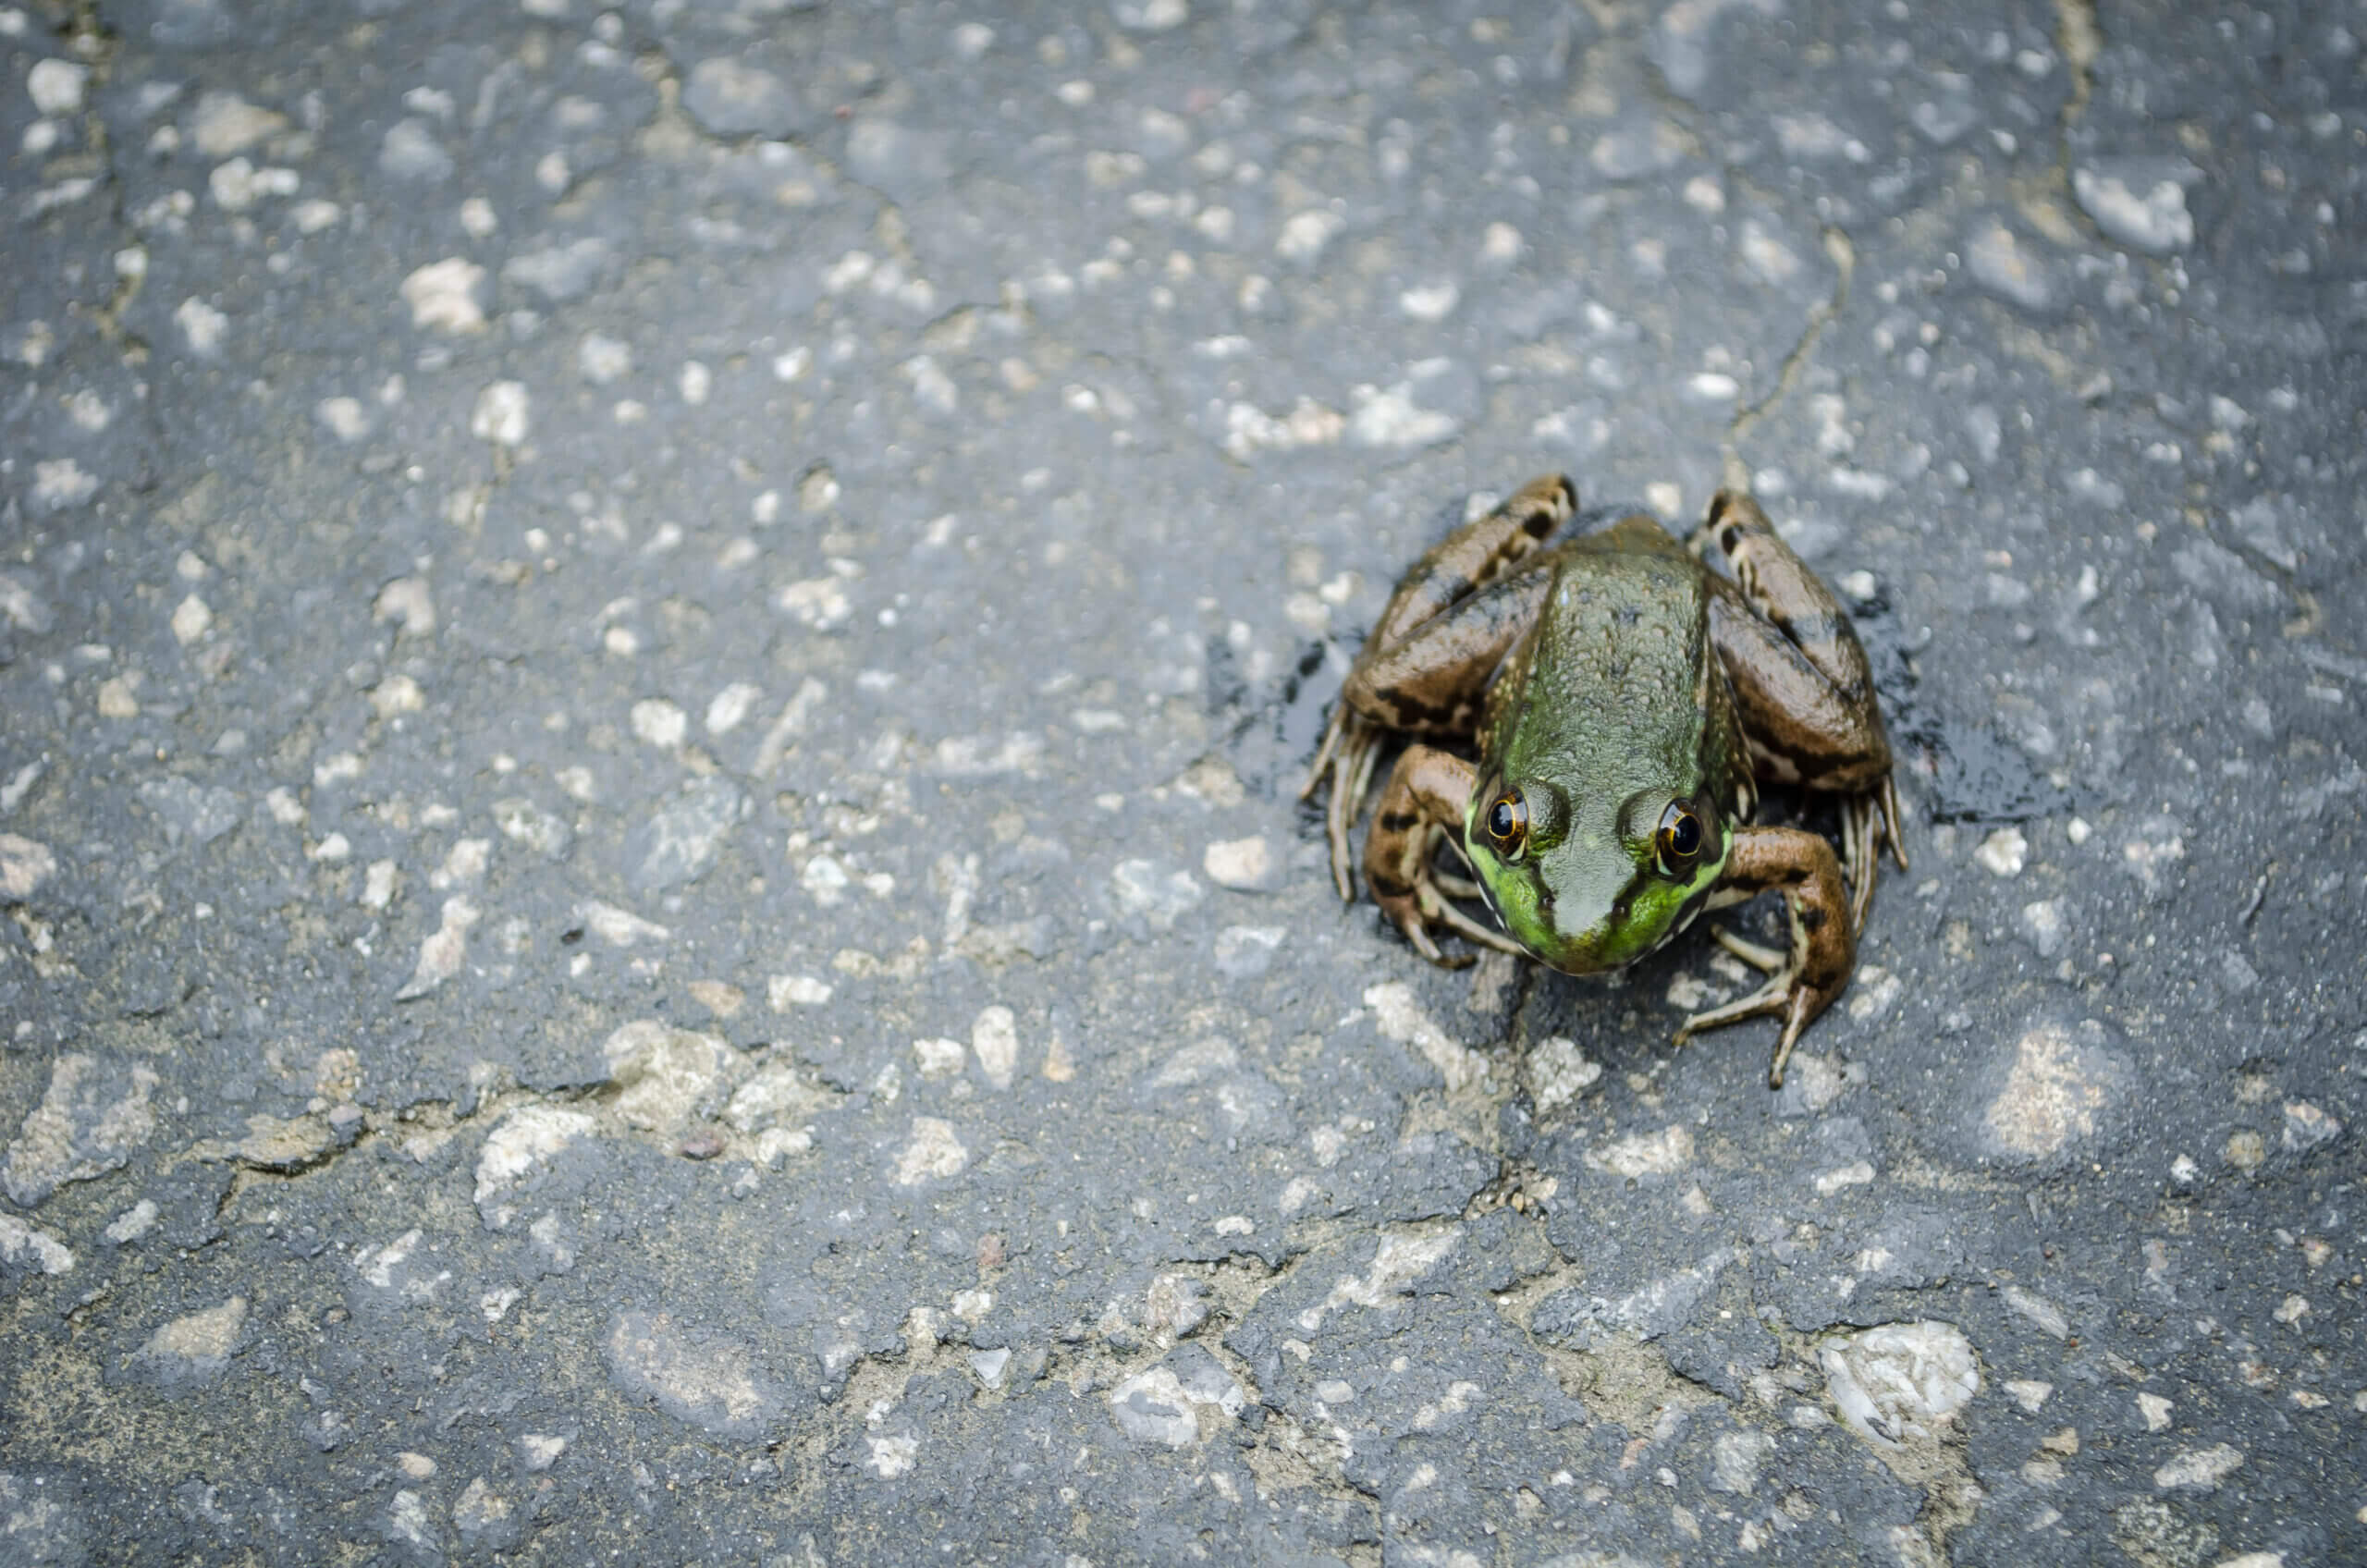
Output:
[{"xmin": 2, "ymin": 0, "xmax": 2361, "ymax": 1562}]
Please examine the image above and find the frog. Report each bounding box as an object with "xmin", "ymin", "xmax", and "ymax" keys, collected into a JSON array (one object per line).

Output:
[{"xmin": 1302, "ymin": 474, "xmax": 1906, "ymax": 1088}]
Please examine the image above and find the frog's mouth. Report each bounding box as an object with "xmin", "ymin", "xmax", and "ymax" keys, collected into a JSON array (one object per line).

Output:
[{"xmin": 1466, "ymin": 828, "xmax": 1731, "ymax": 975}]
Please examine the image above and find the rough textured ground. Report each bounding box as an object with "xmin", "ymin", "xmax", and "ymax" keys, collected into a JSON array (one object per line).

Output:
[{"xmin": 2, "ymin": 0, "xmax": 2361, "ymax": 1562}]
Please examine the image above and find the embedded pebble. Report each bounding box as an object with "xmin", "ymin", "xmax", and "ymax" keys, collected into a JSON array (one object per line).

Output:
[
  {"xmin": 30, "ymin": 59, "xmax": 89, "ymax": 116},
  {"xmin": 1981, "ymin": 1021, "xmax": 2130, "ymax": 1162},
  {"xmin": 504, "ymin": 238, "xmax": 611, "ymax": 303},
  {"xmin": 768, "ymin": 974, "xmax": 833, "ymax": 1010},
  {"xmin": 190, "ymin": 91, "xmax": 285, "ymax": 156},
  {"xmin": 373, "ymin": 576, "xmax": 437, "ymax": 638},
  {"xmin": 604, "ymin": 1310, "xmax": 789, "ymax": 1438},
  {"xmin": 473, "ymin": 1104, "xmax": 595, "ymax": 1228},
  {"xmin": 493, "ymin": 797, "xmax": 572, "ymax": 860},
  {"xmin": 395, "ymin": 896, "xmax": 480, "ymax": 999},
  {"xmin": 683, "ymin": 59, "xmax": 806, "ymax": 138},
  {"xmin": 0, "ymin": 1213, "xmax": 75, "ymax": 1278},
  {"xmin": 471, "ymin": 381, "xmax": 531, "ymax": 447},
  {"xmin": 2004, "ymin": 1284, "xmax": 2071, "ymax": 1341},
  {"xmin": 1524, "ymin": 1035, "xmax": 1602, "ymax": 1118},
  {"xmin": 5, "ymin": 1054, "xmax": 160, "ymax": 1207},
  {"xmin": 169, "ymin": 594, "xmax": 213, "ymax": 644},
  {"xmin": 724, "ymin": 1064, "xmax": 832, "ymax": 1135},
  {"xmin": 913, "ymin": 1036, "xmax": 966, "ymax": 1079},
  {"xmin": 1365, "ymin": 982, "xmax": 1490, "ymax": 1095},
  {"xmin": 971, "ymin": 1006, "xmax": 1019, "ymax": 1090},
  {"xmin": 451, "ymin": 1477, "xmax": 512, "ymax": 1545},
  {"xmin": 2073, "ymin": 162, "xmax": 2196, "ymax": 254},
  {"xmin": 518, "ymin": 1435, "xmax": 567, "ymax": 1472},
  {"xmin": 380, "ymin": 119, "xmax": 453, "ymax": 181},
  {"xmin": 0, "ymin": 833, "xmax": 56, "ymax": 900},
  {"xmin": 1111, "ymin": 859, "xmax": 1204, "ymax": 929},
  {"xmin": 603, "ymin": 1024, "xmax": 724, "ymax": 1136},
  {"xmin": 369, "ymin": 674, "xmax": 424, "ymax": 718},
  {"xmin": 1820, "ymin": 1320, "xmax": 1981, "ymax": 1448},
  {"xmin": 0, "ymin": 572, "xmax": 55, "ymax": 634},
  {"xmin": 2152, "ymin": 1443, "xmax": 2242, "ymax": 1492},
  {"xmin": 1201, "ymin": 835, "xmax": 1275, "ymax": 891},
  {"xmin": 2018, "ymin": 899, "xmax": 2068, "ymax": 957},
  {"xmin": 1965, "ymin": 221, "xmax": 2060, "ymax": 313},
  {"xmin": 1708, "ymin": 1430, "xmax": 1772, "ymax": 1495},
  {"xmin": 578, "ymin": 900, "xmax": 669, "ymax": 947},
  {"xmin": 1975, "ymin": 827, "xmax": 2028, "ymax": 876},
  {"xmin": 399, "ymin": 259, "xmax": 486, "ymax": 334},
  {"xmin": 139, "ymin": 777, "xmax": 242, "ymax": 847},
  {"xmin": 1589, "ymin": 1125, "xmax": 1694, "ymax": 1179},
  {"xmin": 893, "ymin": 1118, "xmax": 968, "ymax": 1184},
  {"xmin": 129, "ymin": 1297, "xmax": 248, "ymax": 1390},
  {"xmin": 104, "ymin": 1199, "xmax": 160, "ymax": 1245},
  {"xmin": 2281, "ymin": 1100, "xmax": 2341, "ymax": 1151},
  {"xmin": 1108, "ymin": 1350, "xmax": 1245, "ymax": 1449},
  {"xmin": 624, "ymin": 777, "xmax": 746, "ymax": 891},
  {"xmin": 2005, "ymin": 1379, "xmax": 2054, "ymax": 1414},
  {"xmin": 1213, "ymin": 925, "xmax": 1284, "ymax": 978}
]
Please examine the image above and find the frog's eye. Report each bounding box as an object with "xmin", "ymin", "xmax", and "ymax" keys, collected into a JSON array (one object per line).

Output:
[
  {"xmin": 1656, "ymin": 802, "xmax": 1706, "ymax": 867},
  {"xmin": 1483, "ymin": 788, "xmax": 1529, "ymax": 857}
]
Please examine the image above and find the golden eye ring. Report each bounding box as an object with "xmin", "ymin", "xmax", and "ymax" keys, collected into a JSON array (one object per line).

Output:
[
  {"xmin": 1657, "ymin": 802, "xmax": 1705, "ymax": 864},
  {"xmin": 1484, "ymin": 788, "xmax": 1528, "ymax": 856}
]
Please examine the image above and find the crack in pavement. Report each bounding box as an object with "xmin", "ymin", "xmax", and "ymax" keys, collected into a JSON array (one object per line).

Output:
[{"xmin": 1724, "ymin": 226, "xmax": 1857, "ymax": 466}]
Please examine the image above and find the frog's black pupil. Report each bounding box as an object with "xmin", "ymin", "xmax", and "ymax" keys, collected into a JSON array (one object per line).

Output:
[
  {"xmin": 1671, "ymin": 812, "xmax": 1700, "ymax": 855},
  {"xmin": 1490, "ymin": 799, "xmax": 1516, "ymax": 840}
]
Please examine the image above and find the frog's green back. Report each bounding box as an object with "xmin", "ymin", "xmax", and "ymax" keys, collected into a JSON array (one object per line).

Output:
[{"xmin": 1482, "ymin": 532, "xmax": 1741, "ymax": 806}]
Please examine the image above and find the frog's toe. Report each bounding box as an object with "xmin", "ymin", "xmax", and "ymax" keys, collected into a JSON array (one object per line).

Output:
[
  {"xmin": 1710, "ymin": 925, "xmax": 1788, "ymax": 974},
  {"xmin": 1379, "ymin": 896, "xmax": 1471, "ymax": 969},
  {"xmin": 1430, "ymin": 897, "xmax": 1525, "ymax": 958},
  {"xmin": 1766, "ymin": 986, "xmax": 1824, "ymax": 1089},
  {"xmin": 1325, "ymin": 819, "xmax": 1356, "ymax": 902},
  {"xmin": 1878, "ymin": 776, "xmax": 1909, "ymax": 871},
  {"xmin": 1673, "ymin": 968, "xmax": 1834, "ymax": 1090},
  {"xmin": 1840, "ymin": 796, "xmax": 1881, "ymax": 934},
  {"xmin": 1674, "ymin": 982, "xmax": 1789, "ymax": 1045}
]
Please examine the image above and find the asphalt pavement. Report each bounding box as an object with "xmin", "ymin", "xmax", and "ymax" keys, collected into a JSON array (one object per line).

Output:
[{"xmin": 2, "ymin": 0, "xmax": 2362, "ymax": 1562}]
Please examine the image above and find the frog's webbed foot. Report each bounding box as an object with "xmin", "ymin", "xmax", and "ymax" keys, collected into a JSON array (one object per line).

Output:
[
  {"xmin": 1676, "ymin": 974, "xmax": 1828, "ymax": 1090},
  {"xmin": 1671, "ymin": 826, "xmax": 1856, "ymax": 1089},
  {"xmin": 1364, "ymin": 749, "xmax": 1522, "ymax": 968},
  {"xmin": 1302, "ymin": 706, "xmax": 1386, "ymax": 901},
  {"xmin": 1836, "ymin": 780, "xmax": 1911, "ymax": 934},
  {"xmin": 1710, "ymin": 926, "xmax": 1788, "ymax": 974},
  {"xmin": 1878, "ymin": 776, "xmax": 1908, "ymax": 871}
]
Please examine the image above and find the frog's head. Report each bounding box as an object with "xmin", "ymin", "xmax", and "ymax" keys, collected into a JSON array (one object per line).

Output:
[{"xmin": 1462, "ymin": 777, "xmax": 1730, "ymax": 974}]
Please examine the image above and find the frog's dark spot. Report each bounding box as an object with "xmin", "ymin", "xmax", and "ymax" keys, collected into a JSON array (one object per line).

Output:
[
  {"xmin": 1380, "ymin": 693, "xmax": 1466, "ymax": 730},
  {"xmin": 1378, "ymin": 811, "xmax": 1418, "ymax": 832},
  {"xmin": 1721, "ymin": 524, "xmax": 1743, "ymax": 553},
  {"xmin": 1799, "ymin": 905, "xmax": 1826, "ymax": 933},
  {"xmin": 1613, "ymin": 604, "xmax": 1641, "ymax": 626}
]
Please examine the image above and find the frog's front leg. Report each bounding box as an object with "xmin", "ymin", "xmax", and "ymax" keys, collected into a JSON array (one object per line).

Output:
[
  {"xmin": 1303, "ymin": 474, "xmax": 1576, "ymax": 898},
  {"xmin": 1362, "ymin": 745, "xmax": 1526, "ymax": 966},
  {"xmin": 1692, "ymin": 490, "xmax": 1907, "ymax": 929},
  {"xmin": 1671, "ymin": 826, "xmax": 1855, "ymax": 1088}
]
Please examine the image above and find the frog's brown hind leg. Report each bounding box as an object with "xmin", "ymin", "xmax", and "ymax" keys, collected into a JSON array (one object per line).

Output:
[
  {"xmin": 1673, "ymin": 826, "xmax": 1856, "ymax": 1088},
  {"xmin": 1303, "ymin": 475, "xmax": 1576, "ymax": 899},
  {"xmin": 1693, "ymin": 490, "xmax": 1907, "ymax": 924},
  {"xmin": 1362, "ymin": 745, "xmax": 1525, "ymax": 966}
]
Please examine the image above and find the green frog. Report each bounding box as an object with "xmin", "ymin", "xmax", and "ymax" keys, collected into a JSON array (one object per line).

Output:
[{"xmin": 1304, "ymin": 475, "xmax": 1906, "ymax": 1087}]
